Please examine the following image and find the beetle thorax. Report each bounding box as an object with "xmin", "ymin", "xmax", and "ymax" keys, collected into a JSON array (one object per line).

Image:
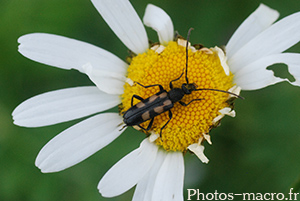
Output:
[{"xmin": 168, "ymin": 88, "xmax": 185, "ymax": 103}]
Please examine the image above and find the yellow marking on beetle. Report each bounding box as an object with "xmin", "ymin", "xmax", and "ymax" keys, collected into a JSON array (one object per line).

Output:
[
  {"xmin": 136, "ymin": 101, "xmax": 145, "ymax": 108},
  {"xmin": 163, "ymin": 99, "xmax": 172, "ymax": 106},
  {"xmin": 149, "ymin": 95, "xmax": 158, "ymax": 103},
  {"xmin": 142, "ymin": 111, "xmax": 150, "ymax": 121},
  {"xmin": 159, "ymin": 92, "xmax": 168, "ymax": 99},
  {"xmin": 154, "ymin": 99, "xmax": 172, "ymax": 114},
  {"xmin": 154, "ymin": 105, "xmax": 164, "ymax": 114}
]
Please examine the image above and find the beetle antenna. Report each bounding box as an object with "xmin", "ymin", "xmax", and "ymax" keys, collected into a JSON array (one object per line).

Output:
[
  {"xmin": 185, "ymin": 28, "xmax": 194, "ymax": 84},
  {"xmin": 119, "ymin": 123, "xmax": 128, "ymax": 131},
  {"xmin": 195, "ymin": 88, "xmax": 244, "ymax": 100}
]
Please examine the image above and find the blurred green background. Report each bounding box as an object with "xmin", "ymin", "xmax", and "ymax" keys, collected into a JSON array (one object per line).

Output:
[{"xmin": 1, "ymin": 0, "xmax": 300, "ymax": 200}]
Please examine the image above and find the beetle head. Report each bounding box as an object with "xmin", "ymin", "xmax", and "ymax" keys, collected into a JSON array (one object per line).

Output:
[{"xmin": 182, "ymin": 83, "xmax": 197, "ymax": 94}]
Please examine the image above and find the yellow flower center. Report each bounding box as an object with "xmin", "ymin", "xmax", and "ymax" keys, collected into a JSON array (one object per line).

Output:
[{"xmin": 121, "ymin": 40, "xmax": 235, "ymax": 152}]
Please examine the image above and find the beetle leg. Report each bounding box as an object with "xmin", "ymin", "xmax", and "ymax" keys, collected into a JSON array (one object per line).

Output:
[
  {"xmin": 137, "ymin": 118, "xmax": 154, "ymax": 131},
  {"xmin": 169, "ymin": 69, "xmax": 184, "ymax": 89},
  {"xmin": 179, "ymin": 98, "xmax": 204, "ymax": 106},
  {"xmin": 135, "ymin": 82, "xmax": 164, "ymax": 91},
  {"xmin": 160, "ymin": 110, "xmax": 173, "ymax": 137},
  {"xmin": 146, "ymin": 118, "xmax": 154, "ymax": 131},
  {"xmin": 137, "ymin": 124, "xmax": 146, "ymax": 131},
  {"xmin": 131, "ymin": 95, "xmax": 144, "ymax": 106}
]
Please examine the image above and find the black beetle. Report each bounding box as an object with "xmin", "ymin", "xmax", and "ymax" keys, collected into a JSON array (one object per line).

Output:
[{"xmin": 122, "ymin": 28, "xmax": 243, "ymax": 135}]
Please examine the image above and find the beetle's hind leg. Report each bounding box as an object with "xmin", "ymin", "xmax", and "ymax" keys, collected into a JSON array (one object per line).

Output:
[
  {"xmin": 159, "ymin": 110, "xmax": 173, "ymax": 137},
  {"xmin": 137, "ymin": 118, "xmax": 155, "ymax": 131}
]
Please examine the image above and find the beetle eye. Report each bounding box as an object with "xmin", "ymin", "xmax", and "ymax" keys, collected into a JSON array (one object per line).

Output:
[
  {"xmin": 186, "ymin": 84, "xmax": 196, "ymax": 91},
  {"xmin": 182, "ymin": 84, "xmax": 192, "ymax": 94}
]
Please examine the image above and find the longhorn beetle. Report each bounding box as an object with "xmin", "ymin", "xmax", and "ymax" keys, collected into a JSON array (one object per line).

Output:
[{"xmin": 122, "ymin": 28, "xmax": 243, "ymax": 135}]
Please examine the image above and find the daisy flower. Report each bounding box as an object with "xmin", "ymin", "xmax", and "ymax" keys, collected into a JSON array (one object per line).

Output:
[{"xmin": 12, "ymin": 0, "xmax": 300, "ymax": 200}]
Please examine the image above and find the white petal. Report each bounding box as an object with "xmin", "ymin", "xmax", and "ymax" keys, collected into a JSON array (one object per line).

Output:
[
  {"xmin": 35, "ymin": 113, "xmax": 124, "ymax": 173},
  {"xmin": 228, "ymin": 86, "xmax": 242, "ymax": 98},
  {"xmin": 229, "ymin": 11, "xmax": 300, "ymax": 72},
  {"xmin": 98, "ymin": 139, "xmax": 158, "ymax": 197},
  {"xmin": 212, "ymin": 115, "xmax": 223, "ymax": 124},
  {"xmin": 125, "ymin": 78, "xmax": 134, "ymax": 86},
  {"xmin": 151, "ymin": 151, "xmax": 184, "ymax": 201},
  {"xmin": 234, "ymin": 53, "xmax": 300, "ymax": 90},
  {"xmin": 289, "ymin": 65, "xmax": 300, "ymax": 86},
  {"xmin": 91, "ymin": 0, "xmax": 148, "ymax": 54},
  {"xmin": 83, "ymin": 63, "xmax": 125, "ymax": 95},
  {"xmin": 212, "ymin": 107, "xmax": 235, "ymax": 124},
  {"xmin": 188, "ymin": 144, "xmax": 209, "ymax": 164},
  {"xmin": 211, "ymin": 46, "xmax": 230, "ymax": 76},
  {"xmin": 226, "ymin": 4, "xmax": 279, "ymax": 59},
  {"xmin": 149, "ymin": 132, "xmax": 159, "ymax": 142},
  {"xmin": 219, "ymin": 107, "xmax": 236, "ymax": 117},
  {"xmin": 12, "ymin": 87, "xmax": 120, "ymax": 127},
  {"xmin": 203, "ymin": 133, "xmax": 212, "ymax": 145},
  {"xmin": 18, "ymin": 33, "xmax": 127, "ymax": 73},
  {"xmin": 132, "ymin": 150, "xmax": 166, "ymax": 201},
  {"xmin": 143, "ymin": 4, "xmax": 174, "ymax": 45}
]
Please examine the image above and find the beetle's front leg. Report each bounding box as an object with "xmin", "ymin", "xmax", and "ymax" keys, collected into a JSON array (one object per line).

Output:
[{"xmin": 135, "ymin": 82, "xmax": 164, "ymax": 91}]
